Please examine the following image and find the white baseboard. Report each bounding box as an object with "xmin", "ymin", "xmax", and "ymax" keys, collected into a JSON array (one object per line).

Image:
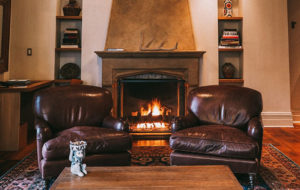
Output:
[{"xmin": 261, "ymin": 112, "xmax": 294, "ymax": 128}]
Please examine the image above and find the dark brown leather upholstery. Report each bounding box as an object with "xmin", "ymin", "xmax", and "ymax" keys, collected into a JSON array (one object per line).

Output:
[
  {"xmin": 34, "ymin": 85, "xmax": 132, "ymax": 179},
  {"xmin": 170, "ymin": 85, "xmax": 263, "ymax": 176}
]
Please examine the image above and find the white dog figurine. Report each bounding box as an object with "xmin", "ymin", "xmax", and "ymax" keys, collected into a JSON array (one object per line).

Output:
[{"xmin": 69, "ymin": 141, "xmax": 87, "ymax": 177}]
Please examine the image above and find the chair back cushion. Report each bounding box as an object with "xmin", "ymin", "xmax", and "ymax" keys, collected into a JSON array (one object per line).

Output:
[
  {"xmin": 188, "ymin": 85, "xmax": 262, "ymax": 128},
  {"xmin": 34, "ymin": 85, "xmax": 112, "ymax": 132}
]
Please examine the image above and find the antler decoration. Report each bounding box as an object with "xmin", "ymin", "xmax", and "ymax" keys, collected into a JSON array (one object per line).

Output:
[{"xmin": 139, "ymin": 32, "xmax": 178, "ymax": 51}]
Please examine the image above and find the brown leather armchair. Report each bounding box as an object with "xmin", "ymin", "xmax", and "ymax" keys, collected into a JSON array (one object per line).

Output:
[
  {"xmin": 33, "ymin": 85, "xmax": 132, "ymax": 179},
  {"xmin": 170, "ymin": 85, "xmax": 263, "ymax": 188}
]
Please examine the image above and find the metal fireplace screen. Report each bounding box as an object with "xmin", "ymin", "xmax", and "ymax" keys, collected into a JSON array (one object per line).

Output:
[{"xmin": 117, "ymin": 76, "xmax": 185, "ymax": 134}]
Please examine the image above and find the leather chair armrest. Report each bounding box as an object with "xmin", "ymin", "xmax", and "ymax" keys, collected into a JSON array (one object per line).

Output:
[
  {"xmin": 247, "ymin": 116, "xmax": 263, "ymax": 161},
  {"xmin": 35, "ymin": 117, "xmax": 53, "ymax": 169},
  {"xmin": 35, "ymin": 117, "xmax": 53, "ymax": 143},
  {"xmin": 171, "ymin": 112, "xmax": 200, "ymax": 133},
  {"xmin": 247, "ymin": 116, "xmax": 263, "ymax": 141},
  {"xmin": 103, "ymin": 115, "xmax": 129, "ymax": 132}
]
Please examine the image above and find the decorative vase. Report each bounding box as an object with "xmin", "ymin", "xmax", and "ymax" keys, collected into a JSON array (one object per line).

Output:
[
  {"xmin": 224, "ymin": 0, "xmax": 233, "ymax": 17},
  {"xmin": 69, "ymin": 141, "xmax": 87, "ymax": 177},
  {"xmin": 63, "ymin": 0, "xmax": 81, "ymax": 16},
  {"xmin": 222, "ymin": 63, "xmax": 235, "ymax": 79}
]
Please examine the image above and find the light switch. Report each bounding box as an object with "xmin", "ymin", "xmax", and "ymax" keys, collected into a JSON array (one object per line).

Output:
[{"xmin": 27, "ymin": 48, "xmax": 32, "ymax": 56}]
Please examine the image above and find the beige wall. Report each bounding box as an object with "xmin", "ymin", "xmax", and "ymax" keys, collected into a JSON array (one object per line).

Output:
[
  {"xmin": 242, "ymin": 0, "xmax": 292, "ymax": 127},
  {"xmin": 189, "ymin": 0, "xmax": 219, "ymax": 86},
  {"xmin": 8, "ymin": 0, "xmax": 56, "ymax": 80},
  {"xmin": 81, "ymin": 0, "xmax": 112, "ymax": 86},
  {"xmin": 4, "ymin": 0, "xmax": 293, "ymax": 126}
]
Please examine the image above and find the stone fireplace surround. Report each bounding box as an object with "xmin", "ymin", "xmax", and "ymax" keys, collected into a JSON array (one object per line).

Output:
[{"xmin": 95, "ymin": 51, "xmax": 205, "ymax": 117}]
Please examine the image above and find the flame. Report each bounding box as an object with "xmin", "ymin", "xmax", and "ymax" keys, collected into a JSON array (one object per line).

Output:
[{"xmin": 140, "ymin": 99, "xmax": 164, "ymax": 116}]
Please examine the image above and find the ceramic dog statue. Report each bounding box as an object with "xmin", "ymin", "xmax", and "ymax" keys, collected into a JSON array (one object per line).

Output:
[{"xmin": 69, "ymin": 141, "xmax": 87, "ymax": 177}]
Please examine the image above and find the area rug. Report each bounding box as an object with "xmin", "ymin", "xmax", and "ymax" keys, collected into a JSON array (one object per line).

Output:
[{"xmin": 0, "ymin": 144, "xmax": 299, "ymax": 190}]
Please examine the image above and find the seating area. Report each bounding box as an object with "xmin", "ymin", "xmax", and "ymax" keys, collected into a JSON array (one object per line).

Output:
[
  {"xmin": 1, "ymin": 0, "xmax": 300, "ymax": 189},
  {"xmin": 31, "ymin": 84, "xmax": 262, "ymax": 188},
  {"xmin": 169, "ymin": 85, "xmax": 263, "ymax": 186},
  {"xmin": 33, "ymin": 85, "xmax": 132, "ymax": 179}
]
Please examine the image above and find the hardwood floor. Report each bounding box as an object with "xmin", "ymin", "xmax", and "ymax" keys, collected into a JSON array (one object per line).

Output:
[
  {"xmin": 0, "ymin": 126, "xmax": 299, "ymax": 177},
  {"xmin": 263, "ymin": 125, "xmax": 300, "ymax": 165}
]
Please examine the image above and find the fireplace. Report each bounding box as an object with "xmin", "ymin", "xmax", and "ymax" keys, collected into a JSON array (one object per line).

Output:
[
  {"xmin": 117, "ymin": 73, "xmax": 186, "ymax": 137},
  {"xmin": 96, "ymin": 51, "xmax": 205, "ymax": 139}
]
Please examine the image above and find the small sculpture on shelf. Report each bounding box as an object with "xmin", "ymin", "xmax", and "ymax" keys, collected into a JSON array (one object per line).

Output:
[
  {"xmin": 63, "ymin": 0, "xmax": 81, "ymax": 16},
  {"xmin": 224, "ymin": 0, "xmax": 233, "ymax": 17},
  {"xmin": 69, "ymin": 141, "xmax": 87, "ymax": 177},
  {"xmin": 222, "ymin": 62, "xmax": 236, "ymax": 79}
]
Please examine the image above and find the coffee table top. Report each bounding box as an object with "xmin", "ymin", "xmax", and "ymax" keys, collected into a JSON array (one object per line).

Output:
[{"xmin": 50, "ymin": 165, "xmax": 242, "ymax": 190}]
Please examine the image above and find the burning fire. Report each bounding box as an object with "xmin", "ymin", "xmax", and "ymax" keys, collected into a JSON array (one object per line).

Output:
[
  {"xmin": 140, "ymin": 98, "xmax": 164, "ymax": 116},
  {"xmin": 131, "ymin": 99, "xmax": 170, "ymax": 131}
]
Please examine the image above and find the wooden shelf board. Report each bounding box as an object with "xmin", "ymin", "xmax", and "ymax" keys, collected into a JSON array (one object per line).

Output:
[
  {"xmin": 219, "ymin": 79, "xmax": 244, "ymax": 83},
  {"xmin": 218, "ymin": 16, "xmax": 243, "ymax": 21},
  {"xmin": 55, "ymin": 48, "xmax": 81, "ymax": 52},
  {"xmin": 219, "ymin": 47, "xmax": 243, "ymax": 52},
  {"xmin": 56, "ymin": 16, "xmax": 82, "ymax": 20}
]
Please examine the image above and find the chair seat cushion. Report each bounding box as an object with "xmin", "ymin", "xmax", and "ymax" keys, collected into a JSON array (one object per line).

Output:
[
  {"xmin": 169, "ymin": 125, "xmax": 259, "ymax": 159},
  {"xmin": 42, "ymin": 126, "xmax": 131, "ymax": 160}
]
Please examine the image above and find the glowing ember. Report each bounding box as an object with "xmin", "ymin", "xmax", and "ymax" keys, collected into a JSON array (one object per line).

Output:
[{"xmin": 137, "ymin": 122, "xmax": 167, "ymax": 129}]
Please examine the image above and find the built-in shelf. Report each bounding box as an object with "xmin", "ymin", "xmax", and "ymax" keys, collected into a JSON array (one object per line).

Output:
[
  {"xmin": 219, "ymin": 47, "xmax": 243, "ymax": 52},
  {"xmin": 218, "ymin": 16, "xmax": 243, "ymax": 21},
  {"xmin": 56, "ymin": 16, "xmax": 82, "ymax": 20},
  {"xmin": 219, "ymin": 79, "xmax": 244, "ymax": 83},
  {"xmin": 55, "ymin": 48, "xmax": 81, "ymax": 52}
]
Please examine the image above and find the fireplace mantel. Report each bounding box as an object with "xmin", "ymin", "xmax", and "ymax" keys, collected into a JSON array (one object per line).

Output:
[
  {"xmin": 96, "ymin": 50, "xmax": 204, "ymax": 118},
  {"xmin": 95, "ymin": 51, "xmax": 205, "ymax": 58}
]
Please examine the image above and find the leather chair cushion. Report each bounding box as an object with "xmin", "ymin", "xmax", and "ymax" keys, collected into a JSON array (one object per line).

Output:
[
  {"xmin": 42, "ymin": 126, "xmax": 131, "ymax": 160},
  {"xmin": 169, "ymin": 125, "xmax": 259, "ymax": 159}
]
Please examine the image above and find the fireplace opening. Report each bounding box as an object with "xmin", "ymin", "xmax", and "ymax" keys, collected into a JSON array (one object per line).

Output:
[{"xmin": 117, "ymin": 73, "xmax": 186, "ymax": 138}]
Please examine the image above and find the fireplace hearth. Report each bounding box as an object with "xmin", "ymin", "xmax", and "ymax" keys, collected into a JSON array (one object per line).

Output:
[{"xmin": 96, "ymin": 51, "xmax": 205, "ymax": 139}]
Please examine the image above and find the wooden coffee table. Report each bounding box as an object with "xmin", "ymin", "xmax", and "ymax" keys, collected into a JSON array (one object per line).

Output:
[{"xmin": 50, "ymin": 165, "xmax": 242, "ymax": 190}]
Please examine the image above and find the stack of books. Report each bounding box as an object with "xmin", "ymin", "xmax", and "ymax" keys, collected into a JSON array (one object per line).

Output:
[
  {"xmin": 219, "ymin": 29, "xmax": 240, "ymax": 47},
  {"xmin": 61, "ymin": 28, "xmax": 80, "ymax": 48}
]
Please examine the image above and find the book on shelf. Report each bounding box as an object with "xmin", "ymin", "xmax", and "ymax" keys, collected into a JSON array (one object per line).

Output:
[
  {"xmin": 61, "ymin": 28, "xmax": 81, "ymax": 48},
  {"xmin": 60, "ymin": 44, "xmax": 79, "ymax": 48},
  {"xmin": 220, "ymin": 29, "xmax": 241, "ymax": 46},
  {"xmin": 106, "ymin": 48, "xmax": 125, "ymax": 51},
  {"xmin": 219, "ymin": 45, "xmax": 242, "ymax": 49},
  {"xmin": 64, "ymin": 28, "xmax": 79, "ymax": 34},
  {"xmin": 63, "ymin": 39, "xmax": 79, "ymax": 43}
]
